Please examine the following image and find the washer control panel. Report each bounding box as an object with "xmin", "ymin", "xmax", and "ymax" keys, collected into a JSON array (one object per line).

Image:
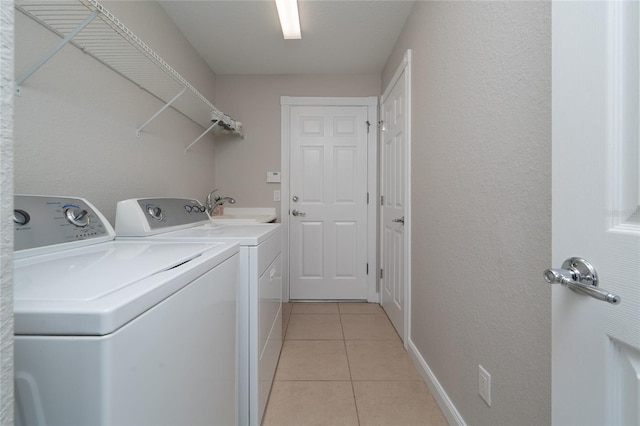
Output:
[{"xmin": 14, "ymin": 195, "xmax": 113, "ymax": 253}]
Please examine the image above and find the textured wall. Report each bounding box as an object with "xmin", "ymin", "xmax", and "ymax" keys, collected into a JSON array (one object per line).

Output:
[
  {"xmin": 383, "ymin": 2, "xmax": 551, "ymax": 425},
  {"xmin": 0, "ymin": 1, "xmax": 14, "ymax": 424},
  {"xmin": 14, "ymin": 1, "xmax": 218, "ymax": 224},
  {"xmin": 213, "ymin": 74, "xmax": 380, "ymax": 219}
]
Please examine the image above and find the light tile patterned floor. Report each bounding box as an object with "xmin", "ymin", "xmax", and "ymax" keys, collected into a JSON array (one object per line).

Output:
[{"xmin": 263, "ymin": 302, "xmax": 448, "ymax": 426}]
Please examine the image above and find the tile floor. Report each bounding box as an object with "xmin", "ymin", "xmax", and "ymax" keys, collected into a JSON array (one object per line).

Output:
[{"xmin": 262, "ymin": 302, "xmax": 448, "ymax": 426}]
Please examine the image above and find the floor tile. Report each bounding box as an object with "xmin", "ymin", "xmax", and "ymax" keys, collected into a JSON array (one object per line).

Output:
[
  {"xmin": 353, "ymin": 381, "xmax": 448, "ymax": 426},
  {"xmin": 341, "ymin": 314, "xmax": 399, "ymax": 340},
  {"xmin": 285, "ymin": 314, "xmax": 344, "ymax": 340},
  {"xmin": 275, "ymin": 340, "xmax": 350, "ymax": 381},
  {"xmin": 292, "ymin": 302, "xmax": 339, "ymax": 314},
  {"xmin": 264, "ymin": 305, "xmax": 445, "ymax": 426},
  {"xmin": 346, "ymin": 340, "xmax": 422, "ymax": 381},
  {"xmin": 282, "ymin": 302, "xmax": 293, "ymax": 335},
  {"xmin": 262, "ymin": 381, "xmax": 359, "ymax": 426},
  {"xmin": 338, "ymin": 302, "xmax": 384, "ymax": 314}
]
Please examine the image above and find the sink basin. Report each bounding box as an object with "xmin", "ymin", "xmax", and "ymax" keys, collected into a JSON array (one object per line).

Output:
[{"xmin": 209, "ymin": 208, "xmax": 276, "ymax": 224}]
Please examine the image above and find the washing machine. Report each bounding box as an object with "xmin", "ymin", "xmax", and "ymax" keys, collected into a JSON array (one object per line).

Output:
[
  {"xmin": 13, "ymin": 195, "xmax": 240, "ymax": 426},
  {"xmin": 115, "ymin": 197, "xmax": 282, "ymax": 426}
]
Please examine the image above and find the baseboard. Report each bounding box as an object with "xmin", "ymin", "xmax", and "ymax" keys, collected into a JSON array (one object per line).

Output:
[{"xmin": 406, "ymin": 339, "xmax": 467, "ymax": 426}]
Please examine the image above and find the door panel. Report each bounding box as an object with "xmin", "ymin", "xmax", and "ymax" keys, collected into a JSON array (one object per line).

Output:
[
  {"xmin": 334, "ymin": 148, "xmax": 357, "ymax": 202},
  {"xmin": 381, "ymin": 58, "xmax": 409, "ymax": 340},
  {"xmin": 289, "ymin": 106, "xmax": 368, "ymax": 300},
  {"xmin": 301, "ymin": 222, "xmax": 323, "ymax": 278},
  {"xmin": 301, "ymin": 147, "xmax": 323, "ymax": 202},
  {"xmin": 335, "ymin": 221, "xmax": 357, "ymax": 278},
  {"xmin": 552, "ymin": 2, "xmax": 640, "ymax": 424}
]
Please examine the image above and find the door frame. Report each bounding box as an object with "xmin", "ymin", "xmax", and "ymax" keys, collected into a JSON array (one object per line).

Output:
[
  {"xmin": 380, "ymin": 49, "xmax": 412, "ymax": 344},
  {"xmin": 281, "ymin": 96, "xmax": 379, "ymax": 302}
]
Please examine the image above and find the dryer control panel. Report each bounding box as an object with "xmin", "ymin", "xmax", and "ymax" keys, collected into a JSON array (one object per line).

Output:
[
  {"xmin": 115, "ymin": 198, "xmax": 210, "ymax": 236},
  {"xmin": 14, "ymin": 195, "xmax": 114, "ymax": 255}
]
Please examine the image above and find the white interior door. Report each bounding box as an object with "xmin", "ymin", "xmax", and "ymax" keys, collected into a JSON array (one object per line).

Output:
[
  {"xmin": 380, "ymin": 50, "xmax": 411, "ymax": 341},
  {"xmin": 552, "ymin": 2, "xmax": 640, "ymax": 425},
  {"xmin": 288, "ymin": 105, "xmax": 369, "ymax": 300}
]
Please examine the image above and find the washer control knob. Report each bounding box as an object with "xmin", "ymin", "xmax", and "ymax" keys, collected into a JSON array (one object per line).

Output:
[
  {"xmin": 13, "ymin": 209, "xmax": 30, "ymax": 226},
  {"xmin": 64, "ymin": 207, "xmax": 90, "ymax": 227},
  {"xmin": 147, "ymin": 205, "xmax": 163, "ymax": 221}
]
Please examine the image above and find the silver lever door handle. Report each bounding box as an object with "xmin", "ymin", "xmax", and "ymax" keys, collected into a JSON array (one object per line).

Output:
[
  {"xmin": 291, "ymin": 209, "xmax": 306, "ymax": 217},
  {"xmin": 543, "ymin": 257, "xmax": 621, "ymax": 305},
  {"xmin": 392, "ymin": 216, "xmax": 405, "ymax": 224}
]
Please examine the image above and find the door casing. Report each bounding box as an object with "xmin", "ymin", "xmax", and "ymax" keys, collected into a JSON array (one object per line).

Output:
[{"xmin": 281, "ymin": 96, "xmax": 378, "ymax": 302}]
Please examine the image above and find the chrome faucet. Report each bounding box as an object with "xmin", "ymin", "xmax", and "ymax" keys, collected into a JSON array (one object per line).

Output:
[{"xmin": 206, "ymin": 189, "xmax": 236, "ymax": 215}]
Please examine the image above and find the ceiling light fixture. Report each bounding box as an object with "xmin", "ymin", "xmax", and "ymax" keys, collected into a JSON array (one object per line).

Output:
[{"xmin": 275, "ymin": 0, "xmax": 301, "ymax": 39}]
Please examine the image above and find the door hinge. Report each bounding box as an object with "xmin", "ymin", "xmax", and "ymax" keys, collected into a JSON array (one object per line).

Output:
[
  {"xmin": 380, "ymin": 195, "xmax": 384, "ymax": 206},
  {"xmin": 380, "ymin": 268, "xmax": 384, "ymax": 279},
  {"xmin": 366, "ymin": 263, "xmax": 369, "ymax": 275},
  {"xmin": 367, "ymin": 192, "xmax": 369, "ymax": 204},
  {"xmin": 366, "ymin": 120, "xmax": 371, "ymax": 133}
]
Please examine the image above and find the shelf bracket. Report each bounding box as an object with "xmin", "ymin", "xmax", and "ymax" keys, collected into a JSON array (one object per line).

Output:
[
  {"xmin": 136, "ymin": 87, "xmax": 187, "ymax": 137},
  {"xmin": 184, "ymin": 119, "xmax": 220, "ymax": 152},
  {"xmin": 15, "ymin": 9, "xmax": 99, "ymax": 96}
]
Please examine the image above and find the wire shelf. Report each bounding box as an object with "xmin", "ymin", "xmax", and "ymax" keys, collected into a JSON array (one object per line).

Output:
[{"xmin": 16, "ymin": 0, "xmax": 242, "ymax": 146}]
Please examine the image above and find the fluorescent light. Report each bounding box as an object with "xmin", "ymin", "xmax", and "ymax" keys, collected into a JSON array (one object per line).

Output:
[{"xmin": 275, "ymin": 0, "xmax": 301, "ymax": 39}]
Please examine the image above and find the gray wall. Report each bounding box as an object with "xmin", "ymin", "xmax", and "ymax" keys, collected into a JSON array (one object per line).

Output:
[
  {"xmin": 383, "ymin": 2, "xmax": 552, "ymax": 425},
  {"xmin": 14, "ymin": 1, "xmax": 219, "ymax": 224},
  {"xmin": 0, "ymin": 1, "xmax": 14, "ymax": 423},
  {"xmin": 213, "ymin": 74, "xmax": 380, "ymax": 219}
]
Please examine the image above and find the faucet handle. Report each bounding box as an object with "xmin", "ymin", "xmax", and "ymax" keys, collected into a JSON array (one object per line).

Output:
[{"xmin": 206, "ymin": 189, "xmax": 219, "ymax": 210}]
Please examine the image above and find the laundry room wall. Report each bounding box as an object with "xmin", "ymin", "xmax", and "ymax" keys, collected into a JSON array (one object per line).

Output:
[
  {"xmin": 383, "ymin": 2, "xmax": 551, "ymax": 425},
  {"xmin": 213, "ymin": 74, "xmax": 380, "ymax": 219},
  {"xmin": 0, "ymin": 1, "xmax": 14, "ymax": 423},
  {"xmin": 14, "ymin": 1, "xmax": 219, "ymax": 224}
]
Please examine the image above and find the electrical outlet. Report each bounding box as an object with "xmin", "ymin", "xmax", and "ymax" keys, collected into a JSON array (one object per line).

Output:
[
  {"xmin": 273, "ymin": 190, "xmax": 281, "ymax": 202},
  {"xmin": 479, "ymin": 365, "xmax": 492, "ymax": 406}
]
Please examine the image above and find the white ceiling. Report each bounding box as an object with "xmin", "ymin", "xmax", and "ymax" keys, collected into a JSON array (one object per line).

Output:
[{"xmin": 159, "ymin": 1, "xmax": 415, "ymax": 75}]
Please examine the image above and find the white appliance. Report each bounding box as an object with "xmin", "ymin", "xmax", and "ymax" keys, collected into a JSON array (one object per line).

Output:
[
  {"xmin": 115, "ymin": 197, "xmax": 282, "ymax": 426},
  {"xmin": 13, "ymin": 195, "xmax": 240, "ymax": 426}
]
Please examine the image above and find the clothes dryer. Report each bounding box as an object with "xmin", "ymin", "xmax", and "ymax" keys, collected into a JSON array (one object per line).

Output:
[
  {"xmin": 14, "ymin": 195, "xmax": 239, "ymax": 426},
  {"xmin": 115, "ymin": 197, "xmax": 282, "ymax": 426}
]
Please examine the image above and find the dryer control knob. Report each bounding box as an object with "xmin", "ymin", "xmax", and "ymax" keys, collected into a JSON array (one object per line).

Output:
[
  {"xmin": 13, "ymin": 209, "xmax": 30, "ymax": 226},
  {"xmin": 64, "ymin": 207, "xmax": 90, "ymax": 227},
  {"xmin": 147, "ymin": 205, "xmax": 163, "ymax": 221}
]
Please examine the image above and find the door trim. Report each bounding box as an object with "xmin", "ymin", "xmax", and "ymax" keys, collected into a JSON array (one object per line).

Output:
[
  {"xmin": 281, "ymin": 96, "xmax": 379, "ymax": 302},
  {"xmin": 380, "ymin": 49, "xmax": 412, "ymax": 344}
]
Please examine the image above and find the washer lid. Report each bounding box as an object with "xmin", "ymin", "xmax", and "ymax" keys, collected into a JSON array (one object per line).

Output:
[{"xmin": 14, "ymin": 240, "xmax": 238, "ymax": 336}]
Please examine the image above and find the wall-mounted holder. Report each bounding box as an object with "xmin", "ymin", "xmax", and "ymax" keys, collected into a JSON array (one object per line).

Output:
[
  {"xmin": 136, "ymin": 87, "xmax": 187, "ymax": 138},
  {"xmin": 15, "ymin": 0, "xmax": 243, "ymax": 150}
]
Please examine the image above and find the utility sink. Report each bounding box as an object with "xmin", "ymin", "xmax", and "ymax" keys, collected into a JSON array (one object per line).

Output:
[{"xmin": 209, "ymin": 208, "xmax": 277, "ymax": 224}]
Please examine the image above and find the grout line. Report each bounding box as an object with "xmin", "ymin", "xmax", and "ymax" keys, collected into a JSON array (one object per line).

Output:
[
  {"xmin": 340, "ymin": 311, "xmax": 361, "ymax": 425},
  {"xmin": 282, "ymin": 308, "xmax": 292, "ymax": 340}
]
